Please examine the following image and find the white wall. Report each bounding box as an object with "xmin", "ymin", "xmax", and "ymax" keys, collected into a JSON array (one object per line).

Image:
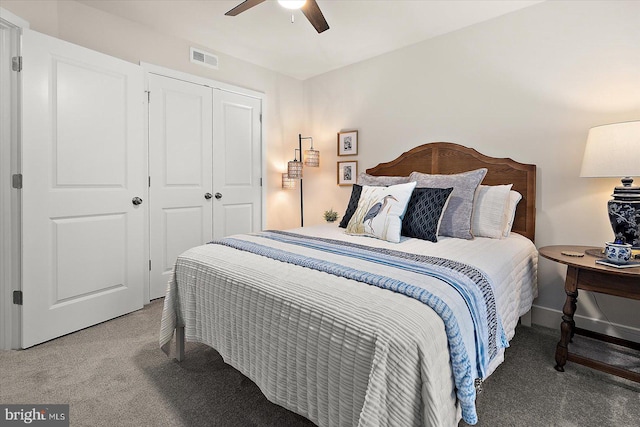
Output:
[
  {"xmin": 1, "ymin": 0, "xmax": 305, "ymax": 231},
  {"xmin": 4, "ymin": 0, "xmax": 640, "ymax": 339},
  {"xmin": 302, "ymin": 1, "xmax": 640, "ymax": 339}
]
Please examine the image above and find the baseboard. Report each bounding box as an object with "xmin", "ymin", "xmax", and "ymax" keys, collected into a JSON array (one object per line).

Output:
[{"xmin": 531, "ymin": 305, "xmax": 640, "ymax": 344}]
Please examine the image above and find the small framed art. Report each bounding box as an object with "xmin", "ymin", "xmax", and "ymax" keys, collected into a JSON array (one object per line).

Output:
[
  {"xmin": 337, "ymin": 161, "xmax": 357, "ymax": 186},
  {"xmin": 337, "ymin": 130, "xmax": 358, "ymax": 156}
]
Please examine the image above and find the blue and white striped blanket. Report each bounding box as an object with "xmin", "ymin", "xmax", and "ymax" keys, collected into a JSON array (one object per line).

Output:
[{"xmin": 213, "ymin": 230, "xmax": 508, "ymax": 424}]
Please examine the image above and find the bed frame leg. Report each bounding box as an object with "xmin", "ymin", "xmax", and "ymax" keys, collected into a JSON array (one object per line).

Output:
[
  {"xmin": 176, "ymin": 326, "xmax": 185, "ymax": 362},
  {"xmin": 520, "ymin": 310, "xmax": 532, "ymax": 327}
]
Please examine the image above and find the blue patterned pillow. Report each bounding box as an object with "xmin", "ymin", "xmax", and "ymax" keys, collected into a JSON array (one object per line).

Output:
[
  {"xmin": 402, "ymin": 187, "xmax": 454, "ymax": 242},
  {"xmin": 339, "ymin": 184, "xmax": 362, "ymax": 228}
]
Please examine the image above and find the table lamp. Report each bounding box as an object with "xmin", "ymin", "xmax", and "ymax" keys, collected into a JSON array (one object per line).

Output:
[{"xmin": 580, "ymin": 121, "xmax": 640, "ymax": 249}]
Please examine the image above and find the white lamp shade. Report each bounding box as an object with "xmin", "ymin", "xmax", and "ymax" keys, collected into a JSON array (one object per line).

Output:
[{"xmin": 580, "ymin": 121, "xmax": 640, "ymax": 178}]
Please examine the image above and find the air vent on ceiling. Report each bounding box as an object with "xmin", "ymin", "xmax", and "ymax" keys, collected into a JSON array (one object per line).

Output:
[{"xmin": 190, "ymin": 47, "xmax": 219, "ymax": 70}]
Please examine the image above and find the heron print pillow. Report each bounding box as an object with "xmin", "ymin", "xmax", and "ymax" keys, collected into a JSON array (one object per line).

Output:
[{"xmin": 346, "ymin": 181, "xmax": 417, "ymax": 243}]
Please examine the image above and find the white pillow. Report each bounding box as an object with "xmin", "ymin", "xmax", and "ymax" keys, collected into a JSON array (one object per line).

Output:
[
  {"xmin": 472, "ymin": 184, "xmax": 512, "ymax": 238},
  {"xmin": 345, "ymin": 181, "xmax": 416, "ymax": 243},
  {"xmin": 502, "ymin": 190, "xmax": 523, "ymax": 238}
]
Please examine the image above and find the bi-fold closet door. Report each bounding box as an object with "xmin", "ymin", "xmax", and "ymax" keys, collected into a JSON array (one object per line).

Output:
[{"xmin": 147, "ymin": 73, "xmax": 262, "ymax": 300}]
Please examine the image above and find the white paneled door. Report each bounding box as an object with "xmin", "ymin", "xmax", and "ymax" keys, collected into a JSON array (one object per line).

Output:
[
  {"xmin": 148, "ymin": 74, "xmax": 213, "ymax": 300},
  {"xmin": 21, "ymin": 29, "xmax": 145, "ymax": 348},
  {"xmin": 147, "ymin": 77, "xmax": 262, "ymax": 300},
  {"xmin": 212, "ymin": 89, "xmax": 262, "ymax": 239}
]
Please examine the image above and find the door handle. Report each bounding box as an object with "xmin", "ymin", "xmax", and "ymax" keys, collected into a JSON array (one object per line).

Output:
[
  {"xmin": 132, "ymin": 197, "xmax": 143, "ymax": 206},
  {"xmin": 215, "ymin": 192, "xmax": 222, "ymax": 200},
  {"xmin": 204, "ymin": 192, "xmax": 212, "ymax": 200}
]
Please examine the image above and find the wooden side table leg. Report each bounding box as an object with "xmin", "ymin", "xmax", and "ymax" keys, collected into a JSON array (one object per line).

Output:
[{"xmin": 555, "ymin": 266, "xmax": 579, "ymax": 372}]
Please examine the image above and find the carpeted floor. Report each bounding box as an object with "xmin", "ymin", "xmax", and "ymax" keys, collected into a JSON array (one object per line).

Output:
[
  {"xmin": 1, "ymin": 300, "xmax": 638, "ymax": 427},
  {"xmin": 460, "ymin": 324, "xmax": 640, "ymax": 426}
]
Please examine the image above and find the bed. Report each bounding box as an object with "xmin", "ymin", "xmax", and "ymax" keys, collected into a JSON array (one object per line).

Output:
[{"xmin": 160, "ymin": 142, "xmax": 538, "ymax": 426}]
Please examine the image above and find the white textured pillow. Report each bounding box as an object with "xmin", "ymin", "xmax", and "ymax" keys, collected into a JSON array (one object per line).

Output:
[
  {"xmin": 345, "ymin": 181, "xmax": 416, "ymax": 243},
  {"xmin": 502, "ymin": 190, "xmax": 523, "ymax": 238},
  {"xmin": 472, "ymin": 185, "xmax": 512, "ymax": 238}
]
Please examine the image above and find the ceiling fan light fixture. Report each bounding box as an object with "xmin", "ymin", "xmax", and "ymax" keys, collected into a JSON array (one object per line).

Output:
[
  {"xmin": 226, "ymin": 0, "xmax": 328, "ymax": 34},
  {"xmin": 278, "ymin": 0, "xmax": 306, "ymax": 10}
]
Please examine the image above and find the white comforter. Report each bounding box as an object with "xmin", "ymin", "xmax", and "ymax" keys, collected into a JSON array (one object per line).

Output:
[{"xmin": 160, "ymin": 224, "xmax": 538, "ymax": 427}]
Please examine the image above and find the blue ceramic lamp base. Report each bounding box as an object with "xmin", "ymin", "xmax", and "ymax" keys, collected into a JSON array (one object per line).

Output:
[{"xmin": 608, "ymin": 177, "xmax": 640, "ymax": 249}]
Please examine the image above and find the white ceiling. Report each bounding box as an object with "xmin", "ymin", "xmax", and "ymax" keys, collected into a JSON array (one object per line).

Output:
[{"xmin": 79, "ymin": 0, "xmax": 543, "ymax": 80}]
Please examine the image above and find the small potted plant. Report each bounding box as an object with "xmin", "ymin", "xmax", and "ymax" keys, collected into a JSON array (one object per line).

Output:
[{"xmin": 323, "ymin": 208, "xmax": 339, "ymax": 223}]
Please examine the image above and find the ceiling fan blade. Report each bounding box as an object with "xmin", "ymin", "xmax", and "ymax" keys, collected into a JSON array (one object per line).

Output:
[
  {"xmin": 301, "ymin": 0, "xmax": 330, "ymax": 33},
  {"xmin": 225, "ymin": 0, "xmax": 267, "ymax": 16}
]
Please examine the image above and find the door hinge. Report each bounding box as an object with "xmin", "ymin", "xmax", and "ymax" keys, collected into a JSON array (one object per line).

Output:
[
  {"xmin": 148, "ymin": 176, "xmax": 151, "ymax": 187},
  {"xmin": 260, "ymin": 178, "xmax": 263, "ymax": 186},
  {"xmin": 12, "ymin": 56, "xmax": 22, "ymax": 72},
  {"xmin": 145, "ymin": 90, "xmax": 150, "ymax": 103},
  {"xmin": 12, "ymin": 174, "xmax": 22, "ymax": 189},
  {"xmin": 259, "ymin": 113, "xmax": 262, "ymax": 123},
  {"xmin": 13, "ymin": 290, "xmax": 23, "ymax": 305},
  {"xmin": 149, "ymin": 260, "xmax": 152, "ymax": 271}
]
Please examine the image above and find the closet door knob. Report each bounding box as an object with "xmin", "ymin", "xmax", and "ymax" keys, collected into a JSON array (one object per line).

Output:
[
  {"xmin": 204, "ymin": 193, "xmax": 212, "ymax": 200},
  {"xmin": 215, "ymin": 192, "xmax": 222, "ymax": 200},
  {"xmin": 132, "ymin": 197, "xmax": 143, "ymax": 206}
]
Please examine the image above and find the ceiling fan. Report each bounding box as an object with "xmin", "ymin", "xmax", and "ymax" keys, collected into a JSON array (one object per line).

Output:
[{"xmin": 225, "ymin": 0, "xmax": 330, "ymax": 34}]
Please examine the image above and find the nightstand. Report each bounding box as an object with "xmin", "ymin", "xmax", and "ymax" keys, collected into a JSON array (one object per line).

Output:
[{"xmin": 538, "ymin": 245, "xmax": 640, "ymax": 382}]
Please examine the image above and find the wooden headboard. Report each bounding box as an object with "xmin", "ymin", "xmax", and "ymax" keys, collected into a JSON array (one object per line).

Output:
[{"xmin": 366, "ymin": 142, "xmax": 536, "ymax": 241}]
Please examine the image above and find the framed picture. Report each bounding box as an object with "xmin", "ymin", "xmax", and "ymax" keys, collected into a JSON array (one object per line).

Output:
[
  {"xmin": 337, "ymin": 130, "xmax": 358, "ymax": 156},
  {"xmin": 337, "ymin": 161, "xmax": 357, "ymax": 186}
]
